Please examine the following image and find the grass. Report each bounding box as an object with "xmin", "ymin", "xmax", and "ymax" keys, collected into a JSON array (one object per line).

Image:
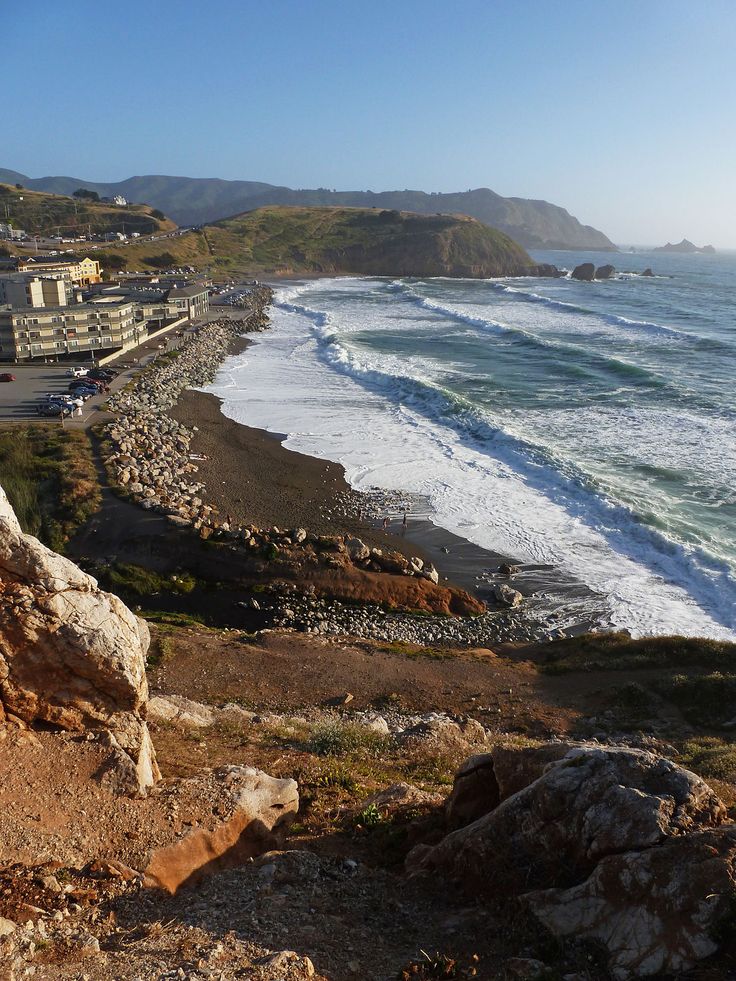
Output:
[
  {"xmin": 305, "ymin": 718, "xmax": 390, "ymax": 758},
  {"xmin": 0, "ymin": 182, "xmax": 174, "ymax": 238},
  {"xmin": 541, "ymin": 631, "xmax": 736, "ymax": 674},
  {"xmin": 678, "ymin": 737, "xmax": 736, "ymax": 783},
  {"xmin": 62, "ymin": 205, "xmax": 532, "ymax": 278},
  {"xmin": 0, "ymin": 425, "xmax": 100, "ymax": 552},
  {"xmin": 659, "ymin": 672, "xmax": 736, "ymax": 727},
  {"xmin": 99, "ymin": 562, "xmax": 198, "ymax": 598}
]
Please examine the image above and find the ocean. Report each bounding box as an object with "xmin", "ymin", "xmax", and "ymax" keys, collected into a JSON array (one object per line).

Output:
[{"xmin": 205, "ymin": 249, "xmax": 736, "ymax": 641}]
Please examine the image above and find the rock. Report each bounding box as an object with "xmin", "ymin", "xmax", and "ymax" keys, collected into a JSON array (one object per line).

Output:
[
  {"xmin": 144, "ymin": 765, "xmax": 299, "ymax": 893},
  {"xmin": 361, "ymin": 713, "xmax": 390, "ymax": 735},
  {"xmin": 422, "ymin": 563, "xmax": 440, "ymax": 585},
  {"xmin": 444, "ymin": 753, "xmax": 499, "ymax": 829},
  {"xmin": 412, "ymin": 745, "xmax": 727, "ymax": 893},
  {"xmin": 0, "ymin": 917, "xmax": 16, "ymax": 937},
  {"xmin": 398, "ymin": 717, "xmax": 488, "ymax": 753},
  {"xmin": 595, "ymin": 264, "xmax": 616, "ymax": 280},
  {"xmin": 505, "ymin": 958, "xmax": 550, "ymax": 979},
  {"xmin": 0, "ymin": 483, "xmax": 159, "ymax": 794},
  {"xmin": 571, "ymin": 262, "xmax": 595, "ymax": 281},
  {"xmin": 147, "ymin": 694, "xmax": 215, "ymax": 729},
  {"xmin": 641, "ymin": 267, "xmax": 654, "ymax": 277},
  {"xmin": 498, "ymin": 562, "xmax": 521, "ymax": 576},
  {"xmin": 492, "ymin": 583, "xmax": 523, "ymax": 607},
  {"xmin": 534, "ymin": 263, "xmax": 563, "ymax": 278},
  {"xmin": 345, "ymin": 536, "xmax": 370, "ymax": 562},
  {"xmin": 525, "ymin": 827, "xmax": 736, "ymax": 979},
  {"xmin": 445, "ymin": 743, "xmax": 576, "ymax": 829},
  {"xmin": 360, "ymin": 782, "xmax": 443, "ymax": 817}
]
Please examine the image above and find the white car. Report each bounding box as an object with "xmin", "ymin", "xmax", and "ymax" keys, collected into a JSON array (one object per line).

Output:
[{"xmin": 66, "ymin": 367, "xmax": 88, "ymax": 378}]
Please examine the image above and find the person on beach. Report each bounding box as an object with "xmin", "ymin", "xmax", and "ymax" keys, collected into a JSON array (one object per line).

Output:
[
  {"xmin": 401, "ymin": 511, "xmax": 408, "ymax": 535},
  {"xmin": 382, "ymin": 516, "xmax": 390, "ymax": 532}
]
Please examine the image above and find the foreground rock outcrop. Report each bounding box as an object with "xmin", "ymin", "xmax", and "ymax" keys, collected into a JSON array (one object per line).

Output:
[
  {"xmin": 412, "ymin": 743, "xmax": 736, "ymax": 978},
  {"xmin": 0, "ymin": 483, "xmax": 159, "ymax": 793},
  {"xmin": 144, "ymin": 765, "xmax": 299, "ymax": 893}
]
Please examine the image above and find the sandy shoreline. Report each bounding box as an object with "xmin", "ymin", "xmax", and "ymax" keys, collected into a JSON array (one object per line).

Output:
[{"xmin": 168, "ymin": 330, "xmax": 603, "ymax": 638}]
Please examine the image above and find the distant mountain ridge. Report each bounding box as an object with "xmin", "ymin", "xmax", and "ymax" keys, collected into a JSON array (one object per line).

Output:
[{"xmin": 0, "ymin": 167, "xmax": 617, "ymax": 252}]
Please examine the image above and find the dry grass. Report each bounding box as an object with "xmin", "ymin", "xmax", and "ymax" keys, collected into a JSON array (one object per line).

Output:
[{"xmin": 0, "ymin": 424, "xmax": 101, "ymax": 551}]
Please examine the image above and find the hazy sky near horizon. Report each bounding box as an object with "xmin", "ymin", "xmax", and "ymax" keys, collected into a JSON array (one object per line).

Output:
[{"xmin": 5, "ymin": 0, "xmax": 736, "ymax": 246}]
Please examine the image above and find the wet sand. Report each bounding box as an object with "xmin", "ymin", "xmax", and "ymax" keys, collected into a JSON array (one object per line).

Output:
[{"xmin": 170, "ymin": 380, "xmax": 604, "ymax": 634}]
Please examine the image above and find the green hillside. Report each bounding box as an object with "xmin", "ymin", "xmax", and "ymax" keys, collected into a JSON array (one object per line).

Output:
[
  {"xmin": 88, "ymin": 206, "xmax": 536, "ymax": 278},
  {"xmin": 0, "ymin": 183, "xmax": 176, "ymax": 239},
  {"xmin": 207, "ymin": 206, "xmax": 535, "ymax": 277}
]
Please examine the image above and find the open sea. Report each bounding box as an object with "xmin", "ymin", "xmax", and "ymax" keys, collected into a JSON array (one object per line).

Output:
[{"xmin": 206, "ymin": 249, "xmax": 736, "ymax": 641}]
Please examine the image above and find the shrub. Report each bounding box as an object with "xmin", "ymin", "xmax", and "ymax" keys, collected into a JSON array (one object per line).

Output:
[{"xmin": 306, "ymin": 719, "xmax": 388, "ymax": 757}]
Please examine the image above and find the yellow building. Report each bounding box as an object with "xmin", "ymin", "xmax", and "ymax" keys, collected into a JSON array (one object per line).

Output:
[{"xmin": 15, "ymin": 255, "xmax": 102, "ymax": 286}]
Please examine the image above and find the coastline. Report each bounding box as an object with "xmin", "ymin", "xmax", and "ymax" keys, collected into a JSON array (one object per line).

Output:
[{"xmin": 169, "ymin": 331, "xmax": 605, "ymax": 640}]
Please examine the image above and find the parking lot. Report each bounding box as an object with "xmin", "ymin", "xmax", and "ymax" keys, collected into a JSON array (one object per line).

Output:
[
  {"xmin": 0, "ymin": 362, "xmax": 129, "ymax": 425},
  {"xmin": 0, "ymin": 324, "xmax": 197, "ymax": 426}
]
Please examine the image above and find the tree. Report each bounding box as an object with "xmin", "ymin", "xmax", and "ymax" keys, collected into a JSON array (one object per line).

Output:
[
  {"xmin": 73, "ymin": 188, "xmax": 100, "ymax": 202},
  {"xmin": 96, "ymin": 252, "xmax": 127, "ymax": 271},
  {"xmin": 144, "ymin": 251, "xmax": 178, "ymax": 268},
  {"xmin": 150, "ymin": 209, "xmax": 166, "ymax": 221},
  {"xmin": 14, "ymin": 183, "xmax": 23, "ymax": 190}
]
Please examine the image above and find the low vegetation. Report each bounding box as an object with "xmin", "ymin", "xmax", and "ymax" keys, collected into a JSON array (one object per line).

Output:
[
  {"xmin": 540, "ymin": 631, "xmax": 736, "ymax": 673},
  {"xmin": 0, "ymin": 425, "xmax": 100, "ymax": 552}
]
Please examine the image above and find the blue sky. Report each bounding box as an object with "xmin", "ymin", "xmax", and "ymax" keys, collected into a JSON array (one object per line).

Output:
[{"xmin": 5, "ymin": 0, "xmax": 736, "ymax": 245}]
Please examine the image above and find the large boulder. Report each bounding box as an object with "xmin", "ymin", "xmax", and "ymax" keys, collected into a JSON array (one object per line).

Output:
[
  {"xmin": 414, "ymin": 746, "xmax": 726, "ymax": 893},
  {"xmin": 571, "ymin": 262, "xmax": 595, "ymax": 281},
  {"xmin": 412, "ymin": 744, "xmax": 734, "ymax": 978},
  {"xmin": 0, "ymin": 483, "xmax": 159, "ymax": 793},
  {"xmin": 444, "ymin": 743, "xmax": 576, "ymax": 829},
  {"xmin": 525, "ymin": 827, "xmax": 736, "ymax": 979}
]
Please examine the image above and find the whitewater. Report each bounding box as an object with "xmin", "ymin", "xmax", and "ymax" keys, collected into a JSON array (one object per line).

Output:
[{"xmin": 206, "ymin": 249, "xmax": 736, "ymax": 640}]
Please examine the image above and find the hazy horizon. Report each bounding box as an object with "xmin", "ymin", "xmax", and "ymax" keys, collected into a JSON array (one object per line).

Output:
[{"xmin": 6, "ymin": 0, "xmax": 736, "ymax": 247}]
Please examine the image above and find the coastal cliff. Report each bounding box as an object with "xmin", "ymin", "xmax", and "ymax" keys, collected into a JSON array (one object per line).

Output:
[{"xmin": 209, "ymin": 205, "xmax": 541, "ymax": 278}]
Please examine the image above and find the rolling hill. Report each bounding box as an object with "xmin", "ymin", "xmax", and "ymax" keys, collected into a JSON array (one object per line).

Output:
[
  {"xmin": 61, "ymin": 206, "xmax": 547, "ymax": 279},
  {"xmin": 0, "ymin": 168, "xmax": 617, "ymax": 251},
  {"xmin": 0, "ymin": 183, "xmax": 176, "ymax": 239}
]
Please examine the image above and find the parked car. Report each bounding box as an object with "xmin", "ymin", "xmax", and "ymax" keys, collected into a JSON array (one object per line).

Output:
[
  {"xmin": 65, "ymin": 367, "xmax": 88, "ymax": 378},
  {"xmin": 0, "ymin": 373, "xmax": 16, "ymax": 382},
  {"xmin": 69, "ymin": 379, "xmax": 101, "ymax": 391},
  {"xmin": 37, "ymin": 401, "xmax": 71, "ymax": 417},
  {"xmin": 87, "ymin": 368, "xmax": 117, "ymax": 381}
]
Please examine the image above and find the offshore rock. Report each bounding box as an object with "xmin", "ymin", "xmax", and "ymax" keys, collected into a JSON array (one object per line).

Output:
[
  {"xmin": 571, "ymin": 262, "xmax": 595, "ymax": 281},
  {"xmin": 0, "ymin": 483, "xmax": 159, "ymax": 793},
  {"xmin": 595, "ymin": 264, "xmax": 616, "ymax": 279}
]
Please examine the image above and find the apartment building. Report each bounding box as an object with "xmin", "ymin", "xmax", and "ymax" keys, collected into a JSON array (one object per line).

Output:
[
  {"xmin": 0, "ymin": 274, "xmax": 70, "ymax": 308},
  {"xmin": 0, "ymin": 300, "xmax": 137, "ymax": 361}
]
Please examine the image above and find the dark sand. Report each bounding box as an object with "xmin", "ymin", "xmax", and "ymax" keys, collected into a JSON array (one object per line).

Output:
[{"xmin": 170, "ymin": 385, "xmax": 604, "ymax": 630}]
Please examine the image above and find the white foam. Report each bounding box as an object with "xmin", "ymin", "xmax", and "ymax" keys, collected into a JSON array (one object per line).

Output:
[{"xmin": 204, "ymin": 278, "xmax": 736, "ymax": 641}]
